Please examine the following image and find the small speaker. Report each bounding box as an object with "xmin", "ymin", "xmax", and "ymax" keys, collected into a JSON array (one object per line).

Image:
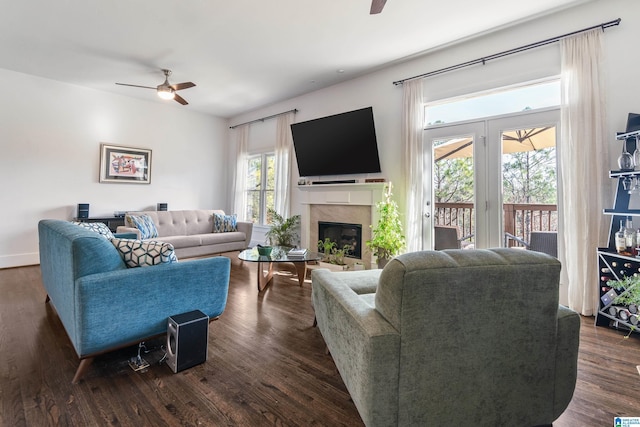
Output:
[
  {"xmin": 157, "ymin": 203, "xmax": 168, "ymax": 211},
  {"xmin": 77, "ymin": 203, "xmax": 90, "ymax": 219},
  {"xmin": 166, "ymin": 310, "xmax": 209, "ymax": 373}
]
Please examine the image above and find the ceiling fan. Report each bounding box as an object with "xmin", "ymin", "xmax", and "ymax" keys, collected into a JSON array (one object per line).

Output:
[
  {"xmin": 116, "ymin": 69, "xmax": 196, "ymax": 105},
  {"xmin": 370, "ymin": 0, "xmax": 387, "ymax": 14}
]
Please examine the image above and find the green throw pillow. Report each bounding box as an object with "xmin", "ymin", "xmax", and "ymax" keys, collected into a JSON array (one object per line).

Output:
[
  {"xmin": 111, "ymin": 238, "xmax": 178, "ymax": 268},
  {"xmin": 125, "ymin": 214, "xmax": 158, "ymax": 239}
]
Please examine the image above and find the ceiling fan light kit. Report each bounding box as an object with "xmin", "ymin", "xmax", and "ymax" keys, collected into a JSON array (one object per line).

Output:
[
  {"xmin": 157, "ymin": 86, "xmax": 175, "ymax": 100},
  {"xmin": 116, "ymin": 69, "xmax": 195, "ymax": 105}
]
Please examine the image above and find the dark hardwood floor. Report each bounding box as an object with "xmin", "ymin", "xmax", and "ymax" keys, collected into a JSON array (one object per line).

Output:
[{"xmin": 1, "ymin": 254, "xmax": 639, "ymax": 426}]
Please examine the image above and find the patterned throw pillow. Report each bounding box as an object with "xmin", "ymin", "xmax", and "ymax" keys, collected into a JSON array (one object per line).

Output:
[
  {"xmin": 213, "ymin": 213, "xmax": 237, "ymax": 233},
  {"xmin": 125, "ymin": 214, "xmax": 158, "ymax": 239},
  {"xmin": 71, "ymin": 221, "xmax": 114, "ymax": 239},
  {"xmin": 111, "ymin": 238, "xmax": 178, "ymax": 268}
]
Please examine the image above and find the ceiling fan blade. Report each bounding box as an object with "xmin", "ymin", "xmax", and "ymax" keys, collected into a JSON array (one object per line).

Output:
[
  {"xmin": 174, "ymin": 93, "xmax": 188, "ymax": 105},
  {"xmin": 115, "ymin": 83, "xmax": 156, "ymax": 90},
  {"xmin": 370, "ymin": 0, "xmax": 387, "ymax": 14},
  {"xmin": 170, "ymin": 82, "xmax": 196, "ymax": 91}
]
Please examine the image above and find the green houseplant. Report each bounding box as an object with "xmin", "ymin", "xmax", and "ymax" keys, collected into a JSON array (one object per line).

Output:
[
  {"xmin": 265, "ymin": 208, "xmax": 301, "ymax": 247},
  {"xmin": 366, "ymin": 183, "xmax": 405, "ymax": 268},
  {"xmin": 318, "ymin": 238, "xmax": 350, "ymax": 266},
  {"xmin": 318, "ymin": 237, "xmax": 336, "ymax": 259}
]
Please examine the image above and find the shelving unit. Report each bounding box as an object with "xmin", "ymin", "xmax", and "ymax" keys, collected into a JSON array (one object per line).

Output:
[{"xmin": 596, "ymin": 129, "xmax": 640, "ymax": 333}]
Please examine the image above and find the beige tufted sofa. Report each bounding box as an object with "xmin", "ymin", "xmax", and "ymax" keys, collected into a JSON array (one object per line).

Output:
[{"xmin": 116, "ymin": 209, "xmax": 252, "ymax": 259}]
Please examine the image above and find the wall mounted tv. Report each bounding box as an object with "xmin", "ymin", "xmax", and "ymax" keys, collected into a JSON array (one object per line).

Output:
[{"xmin": 290, "ymin": 106, "xmax": 382, "ymax": 178}]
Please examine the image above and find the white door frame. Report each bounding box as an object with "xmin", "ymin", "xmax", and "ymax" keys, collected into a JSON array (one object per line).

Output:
[{"xmin": 422, "ymin": 108, "xmax": 561, "ymax": 250}]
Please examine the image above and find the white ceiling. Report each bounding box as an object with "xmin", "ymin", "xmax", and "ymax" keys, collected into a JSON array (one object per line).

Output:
[{"xmin": 0, "ymin": 0, "xmax": 590, "ymax": 118}]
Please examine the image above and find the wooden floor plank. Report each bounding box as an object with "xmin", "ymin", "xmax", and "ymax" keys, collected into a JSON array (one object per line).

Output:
[{"xmin": 1, "ymin": 255, "xmax": 639, "ymax": 426}]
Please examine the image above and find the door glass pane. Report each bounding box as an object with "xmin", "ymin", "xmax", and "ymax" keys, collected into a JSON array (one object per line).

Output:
[
  {"xmin": 433, "ymin": 136, "xmax": 475, "ymax": 249},
  {"xmin": 501, "ymin": 126, "xmax": 557, "ymax": 247}
]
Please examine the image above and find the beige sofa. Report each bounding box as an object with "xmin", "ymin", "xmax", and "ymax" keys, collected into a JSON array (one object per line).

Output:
[{"xmin": 116, "ymin": 210, "xmax": 252, "ymax": 259}]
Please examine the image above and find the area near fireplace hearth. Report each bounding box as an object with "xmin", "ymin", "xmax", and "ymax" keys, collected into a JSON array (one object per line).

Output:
[{"xmin": 298, "ymin": 182, "xmax": 386, "ymax": 269}]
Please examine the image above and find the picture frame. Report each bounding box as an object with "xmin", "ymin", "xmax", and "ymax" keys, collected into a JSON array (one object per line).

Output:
[{"xmin": 99, "ymin": 143, "xmax": 152, "ymax": 184}]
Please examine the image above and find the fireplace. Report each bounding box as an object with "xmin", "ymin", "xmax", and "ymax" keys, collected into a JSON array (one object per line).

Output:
[
  {"xmin": 318, "ymin": 221, "xmax": 362, "ymax": 259},
  {"xmin": 298, "ymin": 182, "xmax": 386, "ymax": 268}
]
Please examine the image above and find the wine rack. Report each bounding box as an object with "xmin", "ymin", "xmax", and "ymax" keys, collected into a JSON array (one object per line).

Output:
[
  {"xmin": 596, "ymin": 250, "xmax": 640, "ymax": 331},
  {"xmin": 596, "ymin": 129, "xmax": 640, "ymax": 334}
]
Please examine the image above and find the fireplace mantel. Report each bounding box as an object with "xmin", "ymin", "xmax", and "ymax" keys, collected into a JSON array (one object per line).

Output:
[
  {"xmin": 297, "ymin": 182, "xmax": 386, "ymax": 267},
  {"xmin": 297, "ymin": 182, "xmax": 386, "ymax": 206}
]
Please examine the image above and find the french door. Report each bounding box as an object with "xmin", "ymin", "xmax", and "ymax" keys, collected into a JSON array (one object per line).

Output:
[{"xmin": 422, "ymin": 109, "xmax": 560, "ymax": 250}]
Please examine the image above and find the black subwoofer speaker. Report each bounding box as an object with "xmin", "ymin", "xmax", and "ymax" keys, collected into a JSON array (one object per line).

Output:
[
  {"xmin": 157, "ymin": 203, "xmax": 168, "ymax": 211},
  {"xmin": 77, "ymin": 203, "xmax": 90, "ymax": 219},
  {"xmin": 166, "ymin": 310, "xmax": 209, "ymax": 373}
]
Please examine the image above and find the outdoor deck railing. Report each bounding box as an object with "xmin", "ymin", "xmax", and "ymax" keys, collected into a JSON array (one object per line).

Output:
[{"xmin": 434, "ymin": 202, "xmax": 557, "ymax": 245}]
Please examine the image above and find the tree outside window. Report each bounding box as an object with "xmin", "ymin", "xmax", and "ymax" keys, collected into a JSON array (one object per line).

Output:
[{"xmin": 245, "ymin": 153, "xmax": 275, "ymax": 225}]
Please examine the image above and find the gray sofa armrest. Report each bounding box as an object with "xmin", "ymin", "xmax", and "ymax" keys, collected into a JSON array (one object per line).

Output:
[
  {"xmin": 553, "ymin": 305, "xmax": 580, "ymax": 419},
  {"xmin": 115, "ymin": 225, "xmax": 141, "ymax": 239},
  {"xmin": 312, "ymin": 269, "xmax": 400, "ymax": 427},
  {"xmin": 235, "ymin": 221, "xmax": 253, "ymax": 248}
]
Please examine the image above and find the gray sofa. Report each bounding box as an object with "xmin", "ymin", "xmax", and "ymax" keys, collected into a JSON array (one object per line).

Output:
[
  {"xmin": 117, "ymin": 209, "xmax": 252, "ymax": 259},
  {"xmin": 38, "ymin": 219, "xmax": 231, "ymax": 383},
  {"xmin": 311, "ymin": 248, "xmax": 580, "ymax": 427}
]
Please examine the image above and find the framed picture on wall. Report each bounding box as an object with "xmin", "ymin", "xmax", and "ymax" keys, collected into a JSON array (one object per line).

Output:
[{"xmin": 99, "ymin": 143, "xmax": 152, "ymax": 184}]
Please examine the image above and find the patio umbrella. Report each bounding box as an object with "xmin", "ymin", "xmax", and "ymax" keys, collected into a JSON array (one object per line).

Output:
[{"xmin": 434, "ymin": 127, "xmax": 556, "ymax": 162}]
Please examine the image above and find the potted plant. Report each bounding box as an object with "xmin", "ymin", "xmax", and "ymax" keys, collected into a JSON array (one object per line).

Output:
[
  {"xmin": 366, "ymin": 182, "xmax": 405, "ymax": 268},
  {"xmin": 265, "ymin": 208, "xmax": 301, "ymax": 247},
  {"xmin": 318, "ymin": 237, "xmax": 336, "ymax": 260},
  {"xmin": 317, "ymin": 238, "xmax": 350, "ymax": 270},
  {"xmin": 329, "ymin": 244, "xmax": 350, "ymax": 266}
]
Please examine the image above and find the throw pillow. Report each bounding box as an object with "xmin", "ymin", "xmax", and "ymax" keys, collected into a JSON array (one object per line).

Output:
[
  {"xmin": 111, "ymin": 238, "xmax": 178, "ymax": 268},
  {"xmin": 125, "ymin": 214, "xmax": 159, "ymax": 239},
  {"xmin": 71, "ymin": 221, "xmax": 114, "ymax": 239},
  {"xmin": 213, "ymin": 213, "xmax": 237, "ymax": 233}
]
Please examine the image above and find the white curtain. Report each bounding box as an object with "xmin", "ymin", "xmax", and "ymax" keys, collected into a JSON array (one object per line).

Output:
[
  {"xmin": 402, "ymin": 79, "xmax": 425, "ymax": 252},
  {"xmin": 560, "ymin": 29, "xmax": 608, "ymax": 315},
  {"xmin": 232, "ymin": 124, "xmax": 249, "ymax": 220},
  {"xmin": 274, "ymin": 112, "xmax": 295, "ymax": 217}
]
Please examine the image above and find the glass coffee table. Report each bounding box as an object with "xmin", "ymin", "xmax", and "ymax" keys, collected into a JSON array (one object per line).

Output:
[{"xmin": 238, "ymin": 246, "xmax": 322, "ymax": 292}]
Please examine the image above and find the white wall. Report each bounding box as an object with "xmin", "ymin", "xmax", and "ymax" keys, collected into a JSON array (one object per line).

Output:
[
  {"xmin": 229, "ymin": 0, "xmax": 638, "ymax": 229},
  {"xmin": 0, "ymin": 68, "xmax": 228, "ymax": 268}
]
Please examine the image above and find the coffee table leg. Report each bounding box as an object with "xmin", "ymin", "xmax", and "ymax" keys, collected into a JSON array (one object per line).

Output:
[
  {"xmin": 257, "ymin": 261, "xmax": 274, "ymax": 292},
  {"xmin": 292, "ymin": 261, "xmax": 307, "ymax": 286}
]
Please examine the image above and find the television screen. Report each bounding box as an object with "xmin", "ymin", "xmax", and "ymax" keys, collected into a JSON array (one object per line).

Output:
[{"xmin": 290, "ymin": 107, "xmax": 382, "ymax": 177}]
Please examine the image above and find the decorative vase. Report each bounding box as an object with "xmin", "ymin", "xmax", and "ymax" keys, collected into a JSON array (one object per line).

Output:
[{"xmin": 377, "ymin": 257, "xmax": 390, "ymax": 269}]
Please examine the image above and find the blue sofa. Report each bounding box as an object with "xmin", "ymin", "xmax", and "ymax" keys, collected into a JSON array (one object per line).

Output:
[{"xmin": 38, "ymin": 219, "xmax": 231, "ymax": 383}]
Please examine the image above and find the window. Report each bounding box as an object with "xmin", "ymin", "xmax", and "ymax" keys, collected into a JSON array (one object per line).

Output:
[
  {"xmin": 245, "ymin": 152, "xmax": 275, "ymax": 225},
  {"xmin": 425, "ymin": 78, "xmax": 560, "ymax": 126}
]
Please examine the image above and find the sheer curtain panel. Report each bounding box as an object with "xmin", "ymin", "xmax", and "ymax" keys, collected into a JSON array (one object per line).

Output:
[
  {"xmin": 233, "ymin": 125, "xmax": 249, "ymax": 220},
  {"xmin": 560, "ymin": 29, "xmax": 608, "ymax": 315},
  {"xmin": 274, "ymin": 112, "xmax": 295, "ymax": 217},
  {"xmin": 402, "ymin": 79, "xmax": 425, "ymax": 252}
]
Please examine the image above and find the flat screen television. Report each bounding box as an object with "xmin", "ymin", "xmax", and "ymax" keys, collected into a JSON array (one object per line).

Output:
[{"xmin": 290, "ymin": 107, "xmax": 382, "ymax": 178}]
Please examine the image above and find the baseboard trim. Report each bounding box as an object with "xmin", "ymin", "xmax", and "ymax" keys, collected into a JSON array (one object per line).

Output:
[{"xmin": 0, "ymin": 252, "xmax": 39, "ymax": 269}]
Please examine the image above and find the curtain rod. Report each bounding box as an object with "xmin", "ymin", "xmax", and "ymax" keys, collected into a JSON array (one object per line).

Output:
[
  {"xmin": 229, "ymin": 109, "xmax": 298, "ymax": 129},
  {"xmin": 392, "ymin": 18, "xmax": 621, "ymax": 86}
]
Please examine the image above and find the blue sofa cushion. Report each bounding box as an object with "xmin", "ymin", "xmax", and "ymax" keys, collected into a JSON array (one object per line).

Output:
[
  {"xmin": 111, "ymin": 238, "xmax": 178, "ymax": 267},
  {"xmin": 213, "ymin": 213, "xmax": 237, "ymax": 233},
  {"xmin": 71, "ymin": 221, "xmax": 114, "ymax": 239},
  {"xmin": 125, "ymin": 214, "xmax": 158, "ymax": 239}
]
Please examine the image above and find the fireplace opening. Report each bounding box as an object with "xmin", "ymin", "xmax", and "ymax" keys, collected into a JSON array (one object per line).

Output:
[{"xmin": 318, "ymin": 221, "xmax": 362, "ymax": 259}]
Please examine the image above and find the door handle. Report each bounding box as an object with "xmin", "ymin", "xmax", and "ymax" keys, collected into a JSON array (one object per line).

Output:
[{"xmin": 424, "ymin": 212, "xmax": 431, "ymax": 218}]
